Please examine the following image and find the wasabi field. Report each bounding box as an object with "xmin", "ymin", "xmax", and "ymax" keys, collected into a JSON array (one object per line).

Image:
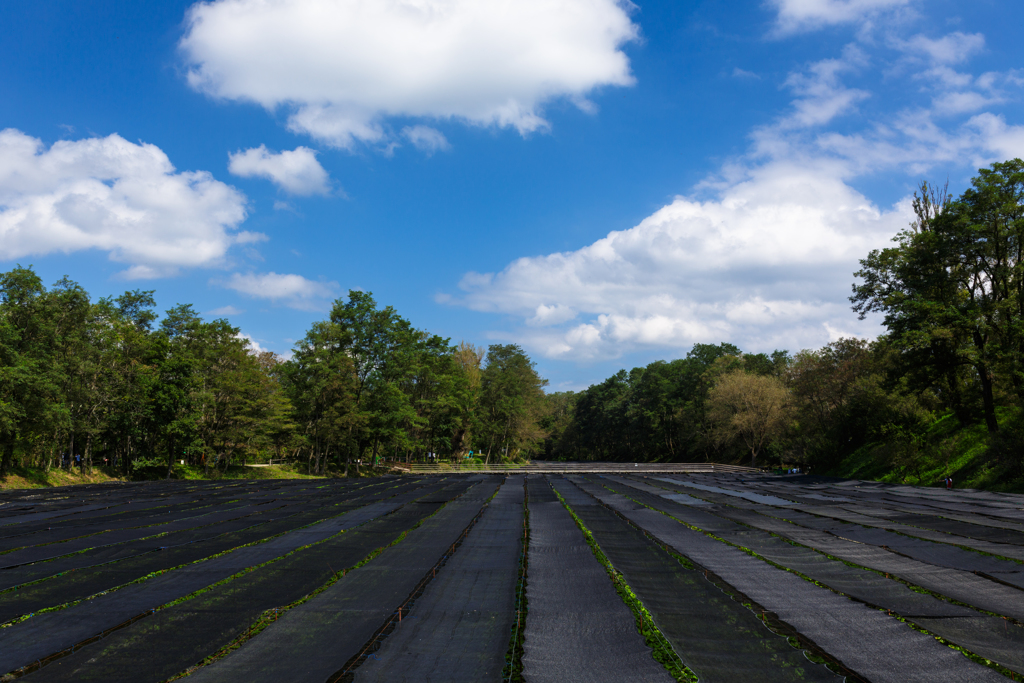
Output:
[{"xmin": 1, "ymin": 472, "xmax": 1023, "ymax": 682}]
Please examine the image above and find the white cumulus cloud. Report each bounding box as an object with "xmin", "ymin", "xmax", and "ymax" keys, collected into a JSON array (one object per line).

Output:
[
  {"xmin": 453, "ymin": 161, "xmax": 910, "ymax": 360},
  {"xmin": 223, "ymin": 271, "xmax": 339, "ymax": 310},
  {"xmin": 449, "ymin": 25, "xmax": 1024, "ymax": 363},
  {"xmin": 779, "ymin": 46, "xmax": 870, "ymax": 129},
  {"xmin": 180, "ymin": 0, "xmax": 639, "ymax": 148},
  {"xmin": 236, "ymin": 332, "xmax": 267, "ymax": 353},
  {"xmin": 402, "ymin": 125, "xmax": 451, "ymax": 154},
  {"xmin": 228, "ymin": 145, "xmax": 331, "ymax": 195},
  {"xmin": 898, "ymin": 32, "xmax": 985, "ymax": 65},
  {"xmin": 768, "ymin": 0, "xmax": 913, "ymax": 35},
  {"xmin": 0, "ymin": 129, "xmax": 253, "ymax": 278}
]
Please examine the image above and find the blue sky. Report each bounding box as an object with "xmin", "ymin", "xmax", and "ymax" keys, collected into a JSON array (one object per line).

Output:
[{"xmin": 1, "ymin": 0, "xmax": 1021, "ymax": 391}]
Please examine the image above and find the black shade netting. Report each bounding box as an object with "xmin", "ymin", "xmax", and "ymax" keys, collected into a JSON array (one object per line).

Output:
[
  {"xmin": 0, "ymin": 503, "xmax": 272, "ymax": 567},
  {"xmin": 0, "ymin": 479, "xmax": 422, "ymax": 585},
  {"xmin": 24, "ymin": 498, "xmax": 452, "ymax": 682},
  {"xmin": 354, "ymin": 477, "xmax": 525, "ymax": 682},
  {"xmin": 913, "ymin": 617, "xmax": 1024, "ymax": 672},
  {"xmin": 549, "ymin": 478, "xmax": 838, "ymax": 683},
  {"xmin": 746, "ymin": 507, "xmax": 1024, "ymax": 583},
  {"xmin": 860, "ymin": 510, "xmax": 1024, "ymax": 546},
  {"xmin": 0, "ymin": 499, "xmax": 231, "ymax": 550},
  {"xmin": 521, "ymin": 498, "xmax": 674, "ymax": 683},
  {"xmin": 601, "ymin": 476, "xmax": 974, "ymax": 618},
  {"xmin": 526, "ymin": 475, "xmax": 558, "ymax": 503},
  {"xmin": 697, "ymin": 505, "xmax": 1024, "ymax": 623},
  {"xmin": 582, "ymin": 480, "xmax": 1006, "ymax": 683},
  {"xmin": 767, "ymin": 504, "xmax": 1024, "ymax": 566},
  {"xmin": 0, "ymin": 478, "xmax": 388, "ymax": 551},
  {"xmin": 183, "ymin": 478, "xmax": 503, "ymax": 683},
  {"xmin": 0, "ymin": 479, "xmax": 459, "ymax": 675},
  {"xmin": 0, "ymin": 479, "xmax": 433, "ymax": 620},
  {"xmin": 0, "ymin": 503, "xmax": 309, "ymax": 587}
]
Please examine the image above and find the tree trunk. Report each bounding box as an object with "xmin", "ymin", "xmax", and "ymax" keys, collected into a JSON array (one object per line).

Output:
[
  {"xmin": 0, "ymin": 437, "xmax": 14, "ymax": 477},
  {"xmin": 166, "ymin": 436, "xmax": 176, "ymax": 479},
  {"xmin": 976, "ymin": 361, "xmax": 999, "ymax": 433}
]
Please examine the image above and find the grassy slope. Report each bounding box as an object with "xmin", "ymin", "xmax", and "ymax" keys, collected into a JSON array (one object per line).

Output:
[
  {"xmin": 829, "ymin": 408, "xmax": 1024, "ymax": 493},
  {"xmin": 0, "ymin": 463, "xmax": 326, "ymax": 489},
  {"xmin": 0, "ymin": 466, "xmax": 125, "ymax": 490}
]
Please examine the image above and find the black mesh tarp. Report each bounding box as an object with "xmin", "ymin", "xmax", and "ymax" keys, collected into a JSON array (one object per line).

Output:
[
  {"xmin": 603, "ymin": 476, "xmax": 1024, "ymax": 676},
  {"xmin": 0, "ymin": 503, "xmax": 263, "ymax": 566},
  {"xmin": 0, "ymin": 479, "xmax": 455, "ymax": 675},
  {"xmin": 585, "ymin": 478, "xmax": 1005, "ymax": 683},
  {"xmin": 184, "ymin": 478, "xmax": 502, "ymax": 683},
  {"xmin": 852, "ymin": 509, "xmax": 1024, "ymax": 545},
  {"xmin": 631, "ymin": 476, "xmax": 1024, "ymax": 606},
  {"xmin": 752, "ymin": 507, "xmax": 1024, "ymax": 579},
  {"xmin": 549, "ymin": 478, "xmax": 839, "ymax": 683},
  {"xmin": 521, "ymin": 492, "xmax": 673, "ymax": 683},
  {"xmin": 0, "ymin": 500, "xmax": 227, "ymax": 549},
  {"xmin": 706, "ymin": 505, "xmax": 1024, "ymax": 622},
  {"xmin": 0, "ymin": 480, "xmax": 428, "ymax": 621},
  {"xmin": 26, "ymin": 490, "xmax": 465, "ymax": 682},
  {"xmin": 354, "ymin": 476, "xmax": 525, "ymax": 682},
  {"xmin": 776, "ymin": 505, "xmax": 1024, "ymax": 564},
  {"xmin": 0, "ymin": 506, "xmax": 292, "ymax": 587},
  {"xmin": 912, "ymin": 617, "xmax": 1024, "ymax": 672}
]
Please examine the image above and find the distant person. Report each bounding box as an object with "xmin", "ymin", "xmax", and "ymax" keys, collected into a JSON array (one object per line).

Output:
[{"xmin": 946, "ymin": 476, "xmax": 953, "ymax": 490}]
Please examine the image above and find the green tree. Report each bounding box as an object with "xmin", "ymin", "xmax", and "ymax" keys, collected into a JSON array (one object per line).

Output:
[{"xmin": 477, "ymin": 344, "xmax": 547, "ymax": 462}]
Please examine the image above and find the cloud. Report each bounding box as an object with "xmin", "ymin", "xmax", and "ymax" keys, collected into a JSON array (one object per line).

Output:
[
  {"xmin": 448, "ymin": 26, "xmax": 1024, "ymax": 363},
  {"xmin": 0, "ymin": 129, "xmax": 252, "ymax": 278},
  {"xmin": 732, "ymin": 68, "xmax": 761, "ymax": 80},
  {"xmin": 228, "ymin": 145, "xmax": 331, "ymax": 195},
  {"xmin": 236, "ymin": 332, "xmax": 266, "ymax": 353},
  {"xmin": 452, "ymin": 160, "xmax": 910, "ymax": 360},
  {"xmin": 209, "ymin": 305, "xmax": 244, "ymax": 316},
  {"xmin": 778, "ymin": 46, "xmax": 869, "ymax": 129},
  {"xmin": 223, "ymin": 271, "xmax": 339, "ymax": 310},
  {"xmin": 768, "ymin": 0, "xmax": 912, "ymax": 35},
  {"xmin": 402, "ymin": 126, "xmax": 451, "ymax": 154},
  {"xmin": 897, "ymin": 32, "xmax": 984, "ymax": 65},
  {"xmin": 180, "ymin": 0, "xmax": 639, "ymax": 148}
]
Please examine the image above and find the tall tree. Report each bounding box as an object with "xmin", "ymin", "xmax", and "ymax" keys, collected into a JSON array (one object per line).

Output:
[{"xmin": 477, "ymin": 344, "xmax": 547, "ymax": 462}]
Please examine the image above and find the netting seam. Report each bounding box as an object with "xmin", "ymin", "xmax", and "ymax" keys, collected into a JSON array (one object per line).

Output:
[
  {"xmin": 0, "ymin": 479, "xmax": 435, "ymax": 680},
  {"xmin": 549, "ymin": 479, "xmax": 697, "ymax": 683},
  {"xmin": 626, "ymin": 476, "xmax": 1024, "ymax": 624},
  {"xmin": 501, "ymin": 476, "xmax": 529, "ymax": 683},
  {"xmin": 576, "ymin": 475, "xmax": 866, "ymax": 682},
  {"xmin": 321, "ymin": 479, "xmax": 503, "ymax": 683},
  {"xmin": 596, "ymin": 476, "xmax": 1023, "ymax": 681}
]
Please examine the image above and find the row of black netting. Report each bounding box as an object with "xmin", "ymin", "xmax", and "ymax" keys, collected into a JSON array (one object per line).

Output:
[
  {"xmin": 0, "ymin": 479, "xmax": 425, "ymax": 620},
  {"xmin": 25, "ymin": 481, "xmax": 482, "ymax": 682},
  {"xmin": 0, "ymin": 477, "xmax": 455, "ymax": 676},
  {"xmin": 549, "ymin": 476, "xmax": 839, "ymax": 683},
  {"xmin": 600, "ymin": 474, "xmax": 1024, "ymax": 678},
  {"xmin": 184, "ymin": 477, "xmax": 502, "ymax": 683},
  {"xmin": 521, "ymin": 491, "xmax": 674, "ymax": 683},
  {"xmin": 353, "ymin": 475, "xmax": 525, "ymax": 682}
]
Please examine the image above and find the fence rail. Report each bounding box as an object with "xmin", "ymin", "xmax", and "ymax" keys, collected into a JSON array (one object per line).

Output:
[{"xmin": 398, "ymin": 462, "xmax": 762, "ymax": 475}]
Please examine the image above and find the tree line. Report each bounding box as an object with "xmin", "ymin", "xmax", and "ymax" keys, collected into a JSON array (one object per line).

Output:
[
  {"xmin": 0, "ymin": 275, "xmax": 546, "ymax": 478},
  {"xmin": 5, "ymin": 159, "xmax": 1024, "ymax": 482},
  {"xmin": 543, "ymin": 160, "xmax": 1024, "ymax": 480}
]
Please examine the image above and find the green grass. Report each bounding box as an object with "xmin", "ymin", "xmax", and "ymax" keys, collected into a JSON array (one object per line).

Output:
[
  {"xmin": 550, "ymin": 485, "xmax": 697, "ymax": 683},
  {"xmin": 0, "ymin": 462, "xmax": 328, "ymax": 489},
  {"xmin": 829, "ymin": 408, "xmax": 1024, "ymax": 493},
  {"xmin": 0, "ymin": 466, "xmax": 124, "ymax": 489}
]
